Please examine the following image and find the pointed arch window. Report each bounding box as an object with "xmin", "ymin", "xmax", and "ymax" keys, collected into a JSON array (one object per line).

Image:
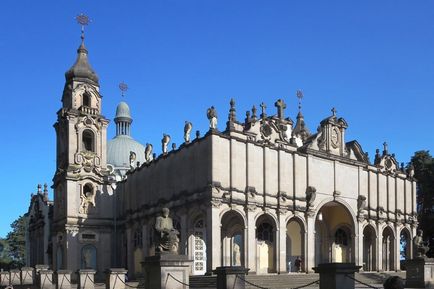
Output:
[{"xmin": 82, "ymin": 129, "xmax": 95, "ymax": 152}]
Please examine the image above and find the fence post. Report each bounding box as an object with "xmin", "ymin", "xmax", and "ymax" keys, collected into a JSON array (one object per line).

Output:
[
  {"xmin": 10, "ymin": 269, "xmax": 21, "ymax": 285},
  {"xmin": 77, "ymin": 269, "xmax": 96, "ymax": 289},
  {"xmin": 56, "ymin": 270, "xmax": 72, "ymax": 289},
  {"xmin": 39, "ymin": 269, "xmax": 55, "ymax": 289},
  {"xmin": 21, "ymin": 267, "xmax": 34, "ymax": 285},
  {"xmin": 106, "ymin": 268, "xmax": 128, "ymax": 289},
  {"xmin": 313, "ymin": 263, "xmax": 361, "ymax": 289},
  {"xmin": 35, "ymin": 264, "xmax": 50, "ymax": 287},
  {"xmin": 0, "ymin": 271, "xmax": 10, "ymax": 286},
  {"xmin": 213, "ymin": 266, "xmax": 250, "ymax": 289}
]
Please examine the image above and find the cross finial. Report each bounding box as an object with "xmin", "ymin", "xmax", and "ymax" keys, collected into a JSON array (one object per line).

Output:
[
  {"xmin": 274, "ymin": 99, "xmax": 286, "ymax": 119},
  {"xmin": 119, "ymin": 82, "xmax": 128, "ymax": 97},
  {"xmin": 383, "ymin": 142, "xmax": 389, "ymax": 155},
  {"xmin": 260, "ymin": 102, "xmax": 267, "ymax": 119},
  {"xmin": 296, "ymin": 89, "xmax": 303, "ymax": 112},
  {"xmin": 331, "ymin": 107, "xmax": 337, "ymax": 116},
  {"xmin": 75, "ymin": 13, "xmax": 90, "ymax": 42}
]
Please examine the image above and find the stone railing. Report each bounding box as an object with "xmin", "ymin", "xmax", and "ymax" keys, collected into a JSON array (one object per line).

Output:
[{"xmin": 0, "ymin": 266, "xmax": 131, "ymax": 289}]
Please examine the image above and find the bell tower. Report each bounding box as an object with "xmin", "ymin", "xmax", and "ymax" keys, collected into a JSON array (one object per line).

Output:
[{"xmin": 52, "ymin": 15, "xmax": 111, "ymax": 276}]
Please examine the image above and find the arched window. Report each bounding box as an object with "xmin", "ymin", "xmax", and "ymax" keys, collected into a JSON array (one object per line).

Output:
[
  {"xmin": 83, "ymin": 183, "xmax": 93, "ymax": 198},
  {"xmin": 257, "ymin": 222, "xmax": 273, "ymax": 242},
  {"xmin": 81, "ymin": 244, "xmax": 97, "ymax": 269},
  {"xmin": 335, "ymin": 228, "xmax": 348, "ymax": 246},
  {"xmin": 83, "ymin": 92, "xmax": 91, "ymax": 107},
  {"xmin": 133, "ymin": 230, "xmax": 143, "ymax": 248},
  {"xmin": 82, "ymin": 130, "xmax": 94, "ymax": 152}
]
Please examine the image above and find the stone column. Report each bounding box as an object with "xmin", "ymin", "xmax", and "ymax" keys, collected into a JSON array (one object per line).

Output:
[
  {"xmin": 214, "ymin": 266, "xmax": 249, "ymax": 289},
  {"xmin": 246, "ymin": 208, "xmax": 256, "ymax": 273},
  {"xmin": 394, "ymin": 226, "xmax": 400, "ymax": 271},
  {"xmin": 306, "ymin": 215, "xmax": 316, "ymax": 273},
  {"xmin": 56, "ymin": 270, "xmax": 72, "ymax": 289},
  {"xmin": 10, "ymin": 269, "xmax": 21, "ymax": 285},
  {"xmin": 106, "ymin": 268, "xmax": 128, "ymax": 289},
  {"xmin": 77, "ymin": 269, "xmax": 96, "ymax": 289},
  {"xmin": 21, "ymin": 267, "xmax": 34, "ymax": 285},
  {"xmin": 357, "ymin": 222, "xmax": 364, "ymax": 269},
  {"xmin": 207, "ymin": 205, "xmax": 221, "ymax": 272},
  {"xmin": 377, "ymin": 223, "xmax": 383, "ymax": 271},
  {"xmin": 39, "ymin": 269, "xmax": 54, "ymax": 289},
  {"xmin": 313, "ymin": 263, "xmax": 361, "ymax": 289},
  {"xmin": 0, "ymin": 271, "xmax": 10, "ymax": 286},
  {"xmin": 278, "ymin": 215, "xmax": 287, "ymax": 274}
]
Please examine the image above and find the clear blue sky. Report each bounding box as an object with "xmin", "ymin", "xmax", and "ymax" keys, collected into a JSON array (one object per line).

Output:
[{"xmin": 0, "ymin": 1, "xmax": 433, "ymax": 237}]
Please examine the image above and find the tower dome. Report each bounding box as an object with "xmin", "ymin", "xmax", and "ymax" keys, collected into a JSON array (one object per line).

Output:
[{"xmin": 107, "ymin": 101, "xmax": 145, "ymax": 176}]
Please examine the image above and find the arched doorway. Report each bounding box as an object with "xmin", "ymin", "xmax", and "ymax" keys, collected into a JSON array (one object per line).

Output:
[
  {"xmin": 363, "ymin": 225, "xmax": 377, "ymax": 271},
  {"xmin": 286, "ymin": 218, "xmax": 305, "ymax": 272},
  {"xmin": 256, "ymin": 214, "xmax": 276, "ymax": 274},
  {"xmin": 400, "ymin": 228, "xmax": 411, "ymax": 270},
  {"xmin": 382, "ymin": 227, "xmax": 395, "ymax": 271},
  {"xmin": 315, "ymin": 201, "xmax": 355, "ymax": 265},
  {"xmin": 221, "ymin": 211, "xmax": 245, "ymax": 266}
]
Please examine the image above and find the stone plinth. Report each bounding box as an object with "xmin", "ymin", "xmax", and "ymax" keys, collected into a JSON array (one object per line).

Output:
[
  {"xmin": 39, "ymin": 269, "xmax": 54, "ymax": 289},
  {"xmin": 313, "ymin": 263, "xmax": 361, "ymax": 289},
  {"xmin": 35, "ymin": 264, "xmax": 50, "ymax": 274},
  {"xmin": 0, "ymin": 271, "xmax": 10, "ymax": 286},
  {"xmin": 213, "ymin": 266, "xmax": 250, "ymax": 289},
  {"xmin": 21, "ymin": 267, "xmax": 34, "ymax": 285},
  {"xmin": 56, "ymin": 270, "xmax": 73, "ymax": 289},
  {"xmin": 10, "ymin": 269, "xmax": 21, "ymax": 285},
  {"xmin": 143, "ymin": 254, "xmax": 193, "ymax": 289},
  {"xmin": 105, "ymin": 268, "xmax": 128, "ymax": 289},
  {"xmin": 405, "ymin": 258, "xmax": 434, "ymax": 288},
  {"xmin": 78, "ymin": 269, "xmax": 96, "ymax": 289}
]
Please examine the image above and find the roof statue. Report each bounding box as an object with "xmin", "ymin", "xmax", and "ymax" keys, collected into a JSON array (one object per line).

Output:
[
  {"xmin": 184, "ymin": 121, "xmax": 193, "ymax": 143},
  {"xmin": 162, "ymin": 134, "xmax": 171, "ymax": 155},
  {"xmin": 145, "ymin": 143, "xmax": 153, "ymax": 163},
  {"xmin": 207, "ymin": 106, "xmax": 218, "ymax": 129}
]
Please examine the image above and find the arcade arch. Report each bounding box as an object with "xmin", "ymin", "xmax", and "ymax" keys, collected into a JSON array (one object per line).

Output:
[
  {"xmin": 256, "ymin": 214, "xmax": 277, "ymax": 273},
  {"xmin": 221, "ymin": 210, "xmax": 245, "ymax": 266}
]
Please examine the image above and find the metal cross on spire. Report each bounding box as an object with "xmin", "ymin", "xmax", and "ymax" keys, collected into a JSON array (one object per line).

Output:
[
  {"xmin": 119, "ymin": 82, "xmax": 128, "ymax": 97},
  {"xmin": 296, "ymin": 89, "xmax": 304, "ymax": 112},
  {"xmin": 75, "ymin": 13, "xmax": 90, "ymax": 41}
]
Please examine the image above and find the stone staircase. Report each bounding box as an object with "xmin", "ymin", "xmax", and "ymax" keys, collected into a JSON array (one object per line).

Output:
[{"xmin": 189, "ymin": 271, "xmax": 407, "ymax": 289}]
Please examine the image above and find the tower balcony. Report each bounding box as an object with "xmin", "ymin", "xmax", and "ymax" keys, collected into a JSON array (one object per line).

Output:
[{"xmin": 79, "ymin": 105, "xmax": 99, "ymax": 115}]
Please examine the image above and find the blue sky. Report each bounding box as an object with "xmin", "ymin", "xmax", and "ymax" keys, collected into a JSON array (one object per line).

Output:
[{"xmin": 0, "ymin": 1, "xmax": 433, "ymax": 237}]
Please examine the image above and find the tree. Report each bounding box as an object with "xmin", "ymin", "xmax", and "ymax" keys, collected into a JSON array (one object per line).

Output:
[
  {"xmin": 5, "ymin": 215, "xmax": 26, "ymax": 267},
  {"xmin": 410, "ymin": 150, "xmax": 434, "ymax": 256}
]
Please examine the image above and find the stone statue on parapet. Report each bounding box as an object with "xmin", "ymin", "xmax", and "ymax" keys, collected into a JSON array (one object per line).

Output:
[
  {"xmin": 207, "ymin": 106, "xmax": 218, "ymax": 129},
  {"xmin": 145, "ymin": 143, "xmax": 153, "ymax": 163},
  {"xmin": 184, "ymin": 121, "xmax": 192, "ymax": 143},
  {"xmin": 162, "ymin": 134, "xmax": 171, "ymax": 155},
  {"xmin": 413, "ymin": 229, "xmax": 430, "ymax": 259},
  {"xmin": 129, "ymin": 151, "xmax": 136, "ymax": 169},
  {"xmin": 154, "ymin": 207, "xmax": 179, "ymax": 254}
]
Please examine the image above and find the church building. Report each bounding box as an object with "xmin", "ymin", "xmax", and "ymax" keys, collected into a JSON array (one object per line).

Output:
[{"xmin": 26, "ymin": 30, "xmax": 418, "ymax": 280}]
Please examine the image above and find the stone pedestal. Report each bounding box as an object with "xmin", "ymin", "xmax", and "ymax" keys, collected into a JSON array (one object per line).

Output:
[
  {"xmin": 405, "ymin": 258, "xmax": 434, "ymax": 288},
  {"xmin": 143, "ymin": 254, "xmax": 193, "ymax": 289},
  {"xmin": 56, "ymin": 270, "xmax": 73, "ymax": 289},
  {"xmin": 78, "ymin": 269, "xmax": 96, "ymax": 289},
  {"xmin": 105, "ymin": 268, "xmax": 128, "ymax": 289},
  {"xmin": 213, "ymin": 266, "xmax": 250, "ymax": 289},
  {"xmin": 10, "ymin": 269, "xmax": 21, "ymax": 285},
  {"xmin": 0, "ymin": 271, "xmax": 10, "ymax": 286},
  {"xmin": 35, "ymin": 264, "xmax": 50, "ymax": 274},
  {"xmin": 313, "ymin": 263, "xmax": 361, "ymax": 289},
  {"xmin": 39, "ymin": 269, "xmax": 55, "ymax": 289},
  {"xmin": 21, "ymin": 267, "xmax": 34, "ymax": 285}
]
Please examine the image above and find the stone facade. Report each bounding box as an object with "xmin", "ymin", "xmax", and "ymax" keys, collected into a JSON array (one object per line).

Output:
[{"xmin": 26, "ymin": 35, "xmax": 417, "ymax": 279}]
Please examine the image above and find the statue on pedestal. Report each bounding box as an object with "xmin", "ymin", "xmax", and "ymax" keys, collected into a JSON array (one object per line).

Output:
[
  {"xmin": 154, "ymin": 208, "xmax": 179, "ymax": 254},
  {"xmin": 413, "ymin": 229, "xmax": 430, "ymax": 259}
]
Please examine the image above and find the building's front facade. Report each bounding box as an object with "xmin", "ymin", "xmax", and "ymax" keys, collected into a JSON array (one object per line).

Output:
[{"xmin": 26, "ymin": 34, "xmax": 418, "ymax": 279}]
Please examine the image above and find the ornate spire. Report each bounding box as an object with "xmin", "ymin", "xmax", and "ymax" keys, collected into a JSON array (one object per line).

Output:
[
  {"xmin": 293, "ymin": 90, "xmax": 310, "ymax": 141},
  {"xmin": 65, "ymin": 14, "xmax": 99, "ymax": 84},
  {"xmin": 228, "ymin": 98, "xmax": 236, "ymax": 122}
]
